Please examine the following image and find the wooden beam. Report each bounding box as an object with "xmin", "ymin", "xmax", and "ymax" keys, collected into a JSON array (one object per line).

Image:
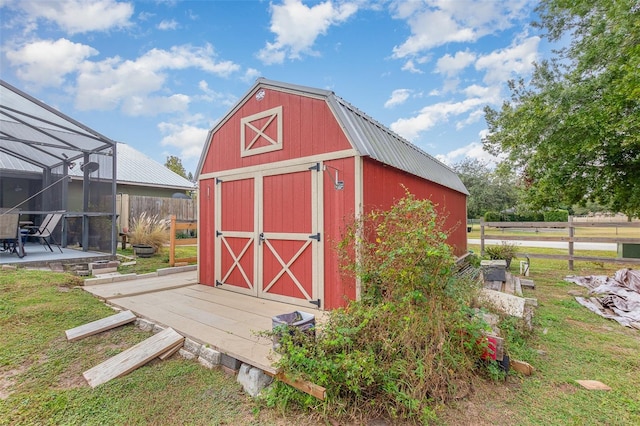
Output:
[
  {"xmin": 266, "ymin": 371, "xmax": 327, "ymax": 400},
  {"xmin": 83, "ymin": 328, "xmax": 184, "ymax": 388},
  {"xmin": 65, "ymin": 310, "xmax": 136, "ymax": 342}
]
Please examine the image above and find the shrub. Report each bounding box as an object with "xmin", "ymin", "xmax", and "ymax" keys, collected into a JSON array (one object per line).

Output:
[
  {"xmin": 543, "ymin": 209, "xmax": 569, "ymax": 222},
  {"xmin": 484, "ymin": 241, "xmax": 519, "ymax": 268},
  {"xmin": 128, "ymin": 212, "xmax": 169, "ymax": 253},
  {"xmin": 484, "ymin": 211, "xmax": 500, "ymax": 222},
  {"xmin": 265, "ymin": 192, "xmax": 489, "ymax": 424}
]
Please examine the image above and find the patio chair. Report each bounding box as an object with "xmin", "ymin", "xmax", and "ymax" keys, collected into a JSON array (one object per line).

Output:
[
  {"xmin": 26, "ymin": 212, "xmax": 64, "ymax": 253},
  {"xmin": 0, "ymin": 211, "xmax": 25, "ymax": 258}
]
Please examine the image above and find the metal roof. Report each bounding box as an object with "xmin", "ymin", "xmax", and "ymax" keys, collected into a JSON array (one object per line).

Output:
[
  {"xmin": 0, "ymin": 79, "xmax": 116, "ymax": 170},
  {"xmin": 198, "ymin": 78, "xmax": 468, "ymax": 195},
  {"xmin": 91, "ymin": 143, "xmax": 194, "ymax": 190}
]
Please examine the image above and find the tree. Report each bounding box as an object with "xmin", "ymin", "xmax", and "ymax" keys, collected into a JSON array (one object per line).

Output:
[
  {"xmin": 483, "ymin": 0, "xmax": 640, "ymax": 218},
  {"xmin": 452, "ymin": 158, "xmax": 519, "ymax": 219},
  {"xmin": 164, "ymin": 155, "xmax": 188, "ymax": 179}
]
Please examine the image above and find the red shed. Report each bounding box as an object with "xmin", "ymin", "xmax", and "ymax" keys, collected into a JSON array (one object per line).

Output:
[{"xmin": 196, "ymin": 79, "xmax": 468, "ymax": 311}]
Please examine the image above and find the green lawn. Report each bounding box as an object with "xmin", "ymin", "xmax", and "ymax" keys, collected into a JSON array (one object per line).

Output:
[{"xmin": 1, "ymin": 247, "xmax": 638, "ymax": 425}]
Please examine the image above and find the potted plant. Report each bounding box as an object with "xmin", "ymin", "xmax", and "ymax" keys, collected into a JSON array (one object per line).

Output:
[
  {"xmin": 484, "ymin": 241, "xmax": 519, "ymax": 268},
  {"xmin": 129, "ymin": 212, "xmax": 169, "ymax": 257}
]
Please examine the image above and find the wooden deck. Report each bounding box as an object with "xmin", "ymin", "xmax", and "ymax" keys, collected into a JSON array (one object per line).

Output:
[{"xmin": 83, "ymin": 271, "xmax": 323, "ymax": 374}]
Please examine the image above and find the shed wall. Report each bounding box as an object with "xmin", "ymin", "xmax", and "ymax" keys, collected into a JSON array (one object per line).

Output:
[{"xmin": 362, "ymin": 158, "xmax": 467, "ymax": 256}]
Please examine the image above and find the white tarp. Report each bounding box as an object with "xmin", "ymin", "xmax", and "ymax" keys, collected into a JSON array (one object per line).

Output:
[{"xmin": 565, "ymin": 268, "xmax": 640, "ymax": 329}]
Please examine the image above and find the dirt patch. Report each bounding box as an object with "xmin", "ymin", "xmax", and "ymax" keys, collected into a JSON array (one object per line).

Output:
[
  {"xmin": 556, "ymin": 382, "xmax": 577, "ymax": 394},
  {"xmin": 0, "ymin": 365, "xmax": 29, "ymax": 400}
]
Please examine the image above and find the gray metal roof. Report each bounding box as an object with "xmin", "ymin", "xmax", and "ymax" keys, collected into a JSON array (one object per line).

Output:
[
  {"xmin": 88, "ymin": 143, "xmax": 194, "ymax": 190},
  {"xmin": 0, "ymin": 80, "xmax": 116, "ymax": 170},
  {"xmin": 198, "ymin": 78, "xmax": 468, "ymax": 195}
]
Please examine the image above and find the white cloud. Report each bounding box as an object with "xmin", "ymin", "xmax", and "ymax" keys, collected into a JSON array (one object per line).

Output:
[
  {"xmin": 436, "ymin": 141, "xmax": 500, "ymax": 166},
  {"xmin": 73, "ymin": 44, "xmax": 240, "ymax": 114},
  {"xmin": 384, "ymin": 89, "xmax": 412, "ymax": 108},
  {"xmin": 158, "ymin": 121, "xmax": 210, "ymax": 161},
  {"xmin": 5, "ymin": 38, "xmax": 98, "ymax": 87},
  {"xmin": 390, "ymin": 97, "xmax": 485, "ymax": 141},
  {"xmin": 257, "ymin": 0, "xmax": 358, "ymax": 64},
  {"xmin": 475, "ymin": 35, "xmax": 540, "ymax": 84},
  {"xmin": 157, "ymin": 19, "xmax": 179, "ymax": 30},
  {"xmin": 391, "ymin": 0, "xmax": 530, "ymax": 59},
  {"xmin": 435, "ymin": 49, "xmax": 476, "ymax": 77},
  {"xmin": 401, "ymin": 59, "xmax": 423, "ymax": 74},
  {"xmin": 18, "ymin": 0, "xmax": 134, "ymax": 34}
]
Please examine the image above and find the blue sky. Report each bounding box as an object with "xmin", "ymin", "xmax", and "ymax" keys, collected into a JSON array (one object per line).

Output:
[{"xmin": 0, "ymin": 0, "xmax": 548, "ymax": 175}]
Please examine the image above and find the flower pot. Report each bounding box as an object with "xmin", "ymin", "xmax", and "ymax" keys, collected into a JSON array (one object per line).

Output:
[{"xmin": 133, "ymin": 244, "xmax": 155, "ymax": 258}]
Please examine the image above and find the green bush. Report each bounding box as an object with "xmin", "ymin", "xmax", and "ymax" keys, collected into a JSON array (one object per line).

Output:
[
  {"xmin": 265, "ymin": 192, "xmax": 489, "ymax": 424},
  {"xmin": 484, "ymin": 211, "xmax": 500, "ymax": 222},
  {"xmin": 484, "ymin": 241, "xmax": 519, "ymax": 268},
  {"xmin": 543, "ymin": 209, "xmax": 569, "ymax": 222}
]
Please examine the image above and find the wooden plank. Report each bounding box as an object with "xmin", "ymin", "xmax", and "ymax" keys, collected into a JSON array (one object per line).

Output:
[
  {"xmin": 83, "ymin": 328, "xmax": 184, "ymax": 388},
  {"xmin": 269, "ymin": 372, "xmax": 326, "ymax": 400},
  {"xmin": 65, "ymin": 310, "xmax": 136, "ymax": 342},
  {"xmin": 576, "ymin": 380, "xmax": 611, "ymax": 390},
  {"xmin": 158, "ymin": 340, "xmax": 183, "ymax": 360}
]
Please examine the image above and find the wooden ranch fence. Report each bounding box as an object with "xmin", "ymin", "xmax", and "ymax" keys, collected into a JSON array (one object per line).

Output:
[
  {"xmin": 480, "ymin": 218, "xmax": 640, "ymax": 270},
  {"xmin": 169, "ymin": 215, "xmax": 197, "ymax": 267}
]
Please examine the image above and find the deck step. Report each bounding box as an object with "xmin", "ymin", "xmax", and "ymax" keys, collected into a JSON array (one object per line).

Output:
[
  {"xmin": 83, "ymin": 327, "xmax": 184, "ymax": 388},
  {"xmin": 65, "ymin": 310, "xmax": 137, "ymax": 342}
]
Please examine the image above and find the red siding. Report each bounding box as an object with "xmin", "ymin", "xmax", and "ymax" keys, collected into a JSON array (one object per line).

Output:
[
  {"xmin": 362, "ymin": 158, "xmax": 467, "ymax": 256},
  {"xmin": 200, "ymin": 88, "xmax": 353, "ymax": 175},
  {"xmin": 322, "ymin": 157, "xmax": 357, "ymax": 310}
]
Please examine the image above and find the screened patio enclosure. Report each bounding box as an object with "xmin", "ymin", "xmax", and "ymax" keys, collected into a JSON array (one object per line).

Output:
[{"xmin": 0, "ymin": 80, "xmax": 118, "ymax": 256}]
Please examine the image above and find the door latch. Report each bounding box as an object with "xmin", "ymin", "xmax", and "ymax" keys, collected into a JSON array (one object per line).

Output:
[{"xmin": 258, "ymin": 232, "xmax": 265, "ymax": 245}]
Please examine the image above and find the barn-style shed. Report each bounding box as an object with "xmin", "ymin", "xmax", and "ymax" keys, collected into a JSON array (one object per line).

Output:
[{"xmin": 196, "ymin": 78, "xmax": 468, "ymax": 310}]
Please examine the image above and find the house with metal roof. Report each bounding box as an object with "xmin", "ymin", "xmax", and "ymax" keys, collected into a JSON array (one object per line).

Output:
[
  {"xmin": 196, "ymin": 78, "xmax": 468, "ymax": 310},
  {"xmin": 1, "ymin": 80, "xmax": 194, "ymax": 256}
]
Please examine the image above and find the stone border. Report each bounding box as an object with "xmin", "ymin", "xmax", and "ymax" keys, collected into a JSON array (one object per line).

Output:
[{"xmin": 83, "ymin": 264, "xmax": 197, "ymax": 285}]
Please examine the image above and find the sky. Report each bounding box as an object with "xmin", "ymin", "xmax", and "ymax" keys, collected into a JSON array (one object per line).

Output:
[{"xmin": 0, "ymin": 0, "xmax": 550, "ymax": 176}]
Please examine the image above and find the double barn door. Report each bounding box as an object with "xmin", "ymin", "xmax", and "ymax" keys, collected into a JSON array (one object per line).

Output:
[{"xmin": 214, "ymin": 163, "xmax": 323, "ymax": 308}]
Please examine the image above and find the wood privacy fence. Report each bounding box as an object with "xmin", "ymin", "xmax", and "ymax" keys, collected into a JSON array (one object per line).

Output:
[
  {"xmin": 169, "ymin": 215, "xmax": 197, "ymax": 267},
  {"xmin": 117, "ymin": 194, "xmax": 196, "ymax": 232},
  {"xmin": 480, "ymin": 218, "xmax": 640, "ymax": 270}
]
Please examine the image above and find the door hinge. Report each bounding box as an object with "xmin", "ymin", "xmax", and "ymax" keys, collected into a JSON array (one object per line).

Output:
[
  {"xmin": 308, "ymin": 163, "xmax": 321, "ymax": 172},
  {"xmin": 308, "ymin": 232, "xmax": 321, "ymax": 241},
  {"xmin": 216, "ymin": 230, "xmax": 222, "ymax": 237},
  {"xmin": 215, "ymin": 280, "xmax": 223, "ymax": 287},
  {"xmin": 309, "ymin": 299, "xmax": 321, "ymax": 308},
  {"xmin": 216, "ymin": 177, "xmax": 223, "ymax": 184}
]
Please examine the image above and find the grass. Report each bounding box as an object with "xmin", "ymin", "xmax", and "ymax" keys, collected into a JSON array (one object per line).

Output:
[
  {"xmin": 1, "ymin": 245, "xmax": 638, "ymax": 425},
  {"xmin": 116, "ymin": 245, "xmax": 197, "ymax": 275},
  {"xmin": 467, "ymin": 224, "xmax": 640, "ymax": 239}
]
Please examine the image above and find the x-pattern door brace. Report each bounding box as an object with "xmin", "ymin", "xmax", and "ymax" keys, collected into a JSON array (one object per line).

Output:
[
  {"xmin": 262, "ymin": 238, "xmax": 312, "ymax": 300},
  {"xmin": 221, "ymin": 236, "xmax": 254, "ymax": 289}
]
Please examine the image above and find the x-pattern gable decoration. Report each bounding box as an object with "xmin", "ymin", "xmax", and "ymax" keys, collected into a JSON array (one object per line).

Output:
[{"xmin": 240, "ymin": 105, "xmax": 283, "ymax": 157}]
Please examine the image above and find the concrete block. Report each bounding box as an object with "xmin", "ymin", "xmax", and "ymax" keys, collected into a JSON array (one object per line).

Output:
[
  {"xmin": 479, "ymin": 288, "xmax": 526, "ymax": 318},
  {"xmin": 2, "ymin": 265, "xmax": 17, "ymax": 270},
  {"xmin": 152, "ymin": 324, "xmax": 165, "ymax": 334},
  {"xmin": 236, "ymin": 364, "xmax": 273, "ymax": 397},
  {"xmin": 179, "ymin": 348, "xmax": 197, "ymax": 360},
  {"xmin": 199, "ymin": 346, "xmax": 220, "ymax": 366},
  {"xmin": 220, "ymin": 353, "xmax": 242, "ymax": 371},
  {"xmin": 183, "ymin": 338, "xmax": 202, "ymax": 356},
  {"xmin": 198, "ymin": 357, "xmax": 216, "ymax": 369},
  {"xmin": 136, "ymin": 318, "xmax": 155, "ymax": 332}
]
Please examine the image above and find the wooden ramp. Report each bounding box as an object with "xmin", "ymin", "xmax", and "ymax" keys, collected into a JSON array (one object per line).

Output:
[
  {"xmin": 65, "ymin": 310, "xmax": 137, "ymax": 342},
  {"xmin": 83, "ymin": 327, "xmax": 184, "ymax": 388}
]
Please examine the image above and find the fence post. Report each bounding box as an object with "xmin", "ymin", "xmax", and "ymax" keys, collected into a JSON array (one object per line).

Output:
[
  {"xmin": 169, "ymin": 215, "xmax": 176, "ymax": 267},
  {"xmin": 480, "ymin": 220, "xmax": 485, "ymax": 255},
  {"xmin": 568, "ymin": 216, "xmax": 574, "ymax": 271}
]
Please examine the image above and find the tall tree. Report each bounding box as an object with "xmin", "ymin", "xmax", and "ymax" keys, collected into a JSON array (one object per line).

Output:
[
  {"xmin": 165, "ymin": 155, "xmax": 188, "ymax": 179},
  {"xmin": 452, "ymin": 158, "xmax": 519, "ymax": 219},
  {"xmin": 483, "ymin": 0, "xmax": 640, "ymax": 217}
]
